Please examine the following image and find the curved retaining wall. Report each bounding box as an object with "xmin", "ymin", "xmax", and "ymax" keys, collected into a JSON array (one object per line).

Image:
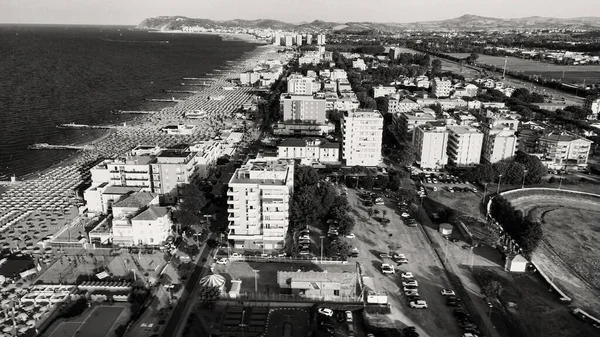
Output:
[{"xmin": 486, "ymin": 188, "xmax": 600, "ymax": 322}]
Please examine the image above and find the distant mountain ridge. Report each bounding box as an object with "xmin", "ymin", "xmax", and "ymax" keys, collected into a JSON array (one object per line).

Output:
[{"xmin": 137, "ymin": 15, "xmax": 600, "ymax": 33}]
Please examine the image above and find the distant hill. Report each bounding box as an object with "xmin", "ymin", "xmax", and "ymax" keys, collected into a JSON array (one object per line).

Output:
[{"xmin": 137, "ymin": 15, "xmax": 600, "ymax": 33}]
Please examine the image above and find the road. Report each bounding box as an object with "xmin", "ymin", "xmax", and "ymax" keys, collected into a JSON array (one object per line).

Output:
[{"xmin": 161, "ymin": 235, "xmax": 215, "ymax": 337}]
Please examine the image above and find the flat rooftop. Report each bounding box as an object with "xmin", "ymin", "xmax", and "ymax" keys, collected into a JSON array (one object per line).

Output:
[
  {"xmin": 157, "ymin": 150, "xmax": 191, "ymax": 158},
  {"xmin": 448, "ymin": 125, "xmax": 482, "ymax": 135},
  {"xmin": 345, "ymin": 109, "xmax": 382, "ymax": 119}
]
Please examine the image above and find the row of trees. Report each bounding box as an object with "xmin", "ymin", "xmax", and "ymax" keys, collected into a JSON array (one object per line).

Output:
[
  {"xmin": 461, "ymin": 152, "xmax": 547, "ymax": 185},
  {"xmin": 489, "ymin": 195, "xmax": 543, "ymax": 256}
]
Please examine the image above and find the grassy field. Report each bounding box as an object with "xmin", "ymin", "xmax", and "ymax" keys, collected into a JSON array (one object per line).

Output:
[
  {"xmin": 505, "ymin": 189, "xmax": 600, "ymax": 316},
  {"xmin": 448, "ymin": 53, "xmax": 600, "ymax": 84}
]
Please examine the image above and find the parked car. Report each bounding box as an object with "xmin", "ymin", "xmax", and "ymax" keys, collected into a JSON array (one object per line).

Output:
[
  {"xmin": 346, "ymin": 233, "xmax": 356, "ymax": 239},
  {"xmin": 441, "ymin": 289, "xmax": 456, "ymax": 296},
  {"xmin": 392, "ymin": 253, "xmax": 406, "ymax": 259},
  {"xmin": 407, "ymin": 295, "xmax": 421, "ymax": 302},
  {"xmin": 396, "ymin": 258, "xmax": 409, "ymax": 264},
  {"xmin": 345, "ymin": 311, "xmax": 353, "ymax": 323},
  {"xmin": 402, "ymin": 280, "xmax": 418, "ymax": 287},
  {"xmin": 381, "ymin": 264, "xmax": 395, "ymax": 274},
  {"xmin": 216, "ymin": 258, "xmax": 229, "ymax": 265},
  {"xmin": 401, "ymin": 272, "xmax": 414, "ymax": 279},
  {"xmin": 230, "ymin": 253, "xmax": 241, "ymax": 258},
  {"xmin": 409, "ymin": 300, "xmax": 428, "ymax": 309},
  {"xmin": 299, "ymin": 250, "xmax": 310, "ymax": 255},
  {"xmin": 404, "ymin": 290, "xmax": 419, "ymax": 296},
  {"xmin": 299, "ymin": 235, "xmax": 310, "ymax": 240},
  {"xmin": 403, "ymin": 285, "xmax": 418, "ymax": 292},
  {"xmin": 379, "ymin": 253, "xmax": 390, "ymax": 259},
  {"xmin": 318, "ymin": 308, "xmax": 334, "ymax": 317}
]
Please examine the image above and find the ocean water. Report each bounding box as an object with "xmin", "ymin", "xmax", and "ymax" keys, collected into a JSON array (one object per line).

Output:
[{"xmin": 0, "ymin": 25, "xmax": 256, "ymax": 179}]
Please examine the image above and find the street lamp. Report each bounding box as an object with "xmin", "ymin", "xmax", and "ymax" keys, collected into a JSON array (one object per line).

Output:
[
  {"xmin": 487, "ymin": 304, "xmax": 493, "ymax": 336},
  {"xmin": 252, "ymin": 270, "xmax": 259, "ymax": 293},
  {"xmin": 320, "ymin": 236, "xmax": 325, "ymax": 263},
  {"xmin": 521, "ymin": 169, "xmax": 528, "ymax": 189},
  {"xmin": 483, "ymin": 183, "xmax": 488, "ymax": 201},
  {"xmin": 443, "ymin": 236, "xmax": 449, "ymax": 263},
  {"xmin": 558, "ymin": 173, "xmax": 564, "ymax": 190},
  {"xmin": 496, "ymin": 174, "xmax": 503, "ymax": 195}
]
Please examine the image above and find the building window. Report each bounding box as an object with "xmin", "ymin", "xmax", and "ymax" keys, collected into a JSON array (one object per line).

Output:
[{"xmin": 334, "ymin": 290, "xmax": 340, "ymax": 296}]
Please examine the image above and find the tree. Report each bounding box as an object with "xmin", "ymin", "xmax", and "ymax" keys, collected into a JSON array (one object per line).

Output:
[
  {"xmin": 514, "ymin": 152, "xmax": 547, "ymax": 184},
  {"xmin": 182, "ymin": 243, "xmax": 200, "ymax": 258},
  {"xmin": 375, "ymin": 96, "xmax": 389, "ymax": 114},
  {"xmin": 198, "ymin": 285, "xmax": 221, "ymax": 308},
  {"xmin": 397, "ymin": 144, "xmax": 416, "ymax": 167},
  {"xmin": 518, "ymin": 220, "xmax": 543, "ymax": 255},
  {"xmin": 468, "ymin": 52, "xmax": 479, "ymax": 62},
  {"xmin": 325, "ymin": 238, "xmax": 352, "ymax": 258},
  {"xmin": 173, "ymin": 184, "xmax": 207, "ymax": 230},
  {"xmin": 431, "ymin": 59, "xmax": 442, "ymax": 76},
  {"xmin": 483, "ymin": 280, "xmax": 504, "ymax": 300},
  {"xmin": 367, "ymin": 208, "xmax": 374, "ymax": 219}
]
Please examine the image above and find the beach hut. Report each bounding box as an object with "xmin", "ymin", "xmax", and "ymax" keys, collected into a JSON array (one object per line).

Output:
[
  {"xmin": 199, "ymin": 274, "xmax": 226, "ymax": 294},
  {"xmin": 506, "ymin": 254, "xmax": 528, "ymax": 272}
]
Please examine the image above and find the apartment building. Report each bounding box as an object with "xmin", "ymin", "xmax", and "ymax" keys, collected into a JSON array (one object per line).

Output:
[
  {"xmin": 395, "ymin": 110, "xmax": 437, "ymax": 139},
  {"xmin": 413, "ymin": 122, "xmax": 449, "ymax": 169},
  {"xmin": 341, "ymin": 109, "xmax": 384, "ymax": 167},
  {"xmin": 306, "ymin": 34, "xmax": 313, "ymax": 45},
  {"xmin": 432, "ymin": 78, "xmax": 452, "ymax": 98},
  {"xmin": 226, "ymin": 158, "xmax": 295, "ymax": 250},
  {"xmin": 295, "ymin": 34, "xmax": 303, "ymax": 46},
  {"xmin": 584, "ymin": 97, "xmax": 600, "ymax": 119},
  {"xmin": 447, "ymin": 126, "xmax": 484, "ymax": 167},
  {"xmin": 316, "ymin": 34, "xmax": 326, "ymax": 45},
  {"xmin": 284, "ymin": 36, "xmax": 293, "ymax": 47},
  {"xmin": 280, "ymin": 94, "xmax": 327, "ymax": 123},
  {"xmin": 90, "ymin": 156, "xmax": 154, "ymax": 190},
  {"xmin": 111, "ymin": 191, "xmax": 164, "ymax": 246},
  {"xmin": 389, "ymin": 47, "xmax": 401, "ymax": 60},
  {"xmin": 352, "ymin": 59, "xmax": 367, "ymax": 71},
  {"xmin": 189, "ymin": 141, "xmax": 223, "ymax": 179},
  {"xmin": 538, "ymin": 132, "xmax": 593, "ymax": 168},
  {"xmin": 481, "ymin": 118, "xmax": 519, "ymax": 163},
  {"xmin": 373, "ymin": 85, "xmax": 397, "ymax": 98},
  {"xmin": 150, "ymin": 151, "xmax": 197, "ymax": 204},
  {"xmin": 287, "ymin": 74, "xmax": 320, "ymax": 95},
  {"xmin": 388, "ymin": 98, "xmax": 420, "ymax": 114},
  {"xmin": 277, "ymin": 138, "xmax": 340, "ymax": 164}
]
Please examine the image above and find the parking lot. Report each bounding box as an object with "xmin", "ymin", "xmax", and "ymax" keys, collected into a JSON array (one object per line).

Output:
[{"xmin": 345, "ymin": 187, "xmax": 463, "ymax": 337}]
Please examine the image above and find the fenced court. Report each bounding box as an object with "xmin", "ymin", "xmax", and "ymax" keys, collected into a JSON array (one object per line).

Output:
[{"xmin": 45, "ymin": 305, "xmax": 126, "ymax": 337}]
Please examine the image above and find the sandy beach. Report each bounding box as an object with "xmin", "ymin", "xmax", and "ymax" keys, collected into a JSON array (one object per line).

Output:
[
  {"xmin": 0, "ymin": 42, "xmax": 290, "ymax": 251},
  {"xmin": 148, "ymin": 29, "xmax": 268, "ymax": 45}
]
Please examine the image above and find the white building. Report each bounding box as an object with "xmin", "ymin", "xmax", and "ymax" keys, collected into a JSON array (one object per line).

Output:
[
  {"xmin": 227, "ymin": 158, "xmax": 295, "ymax": 250},
  {"xmin": 295, "ymin": 34, "xmax": 303, "ymax": 46},
  {"xmin": 284, "ymin": 36, "xmax": 293, "ymax": 47},
  {"xmin": 373, "ymin": 85, "xmax": 397, "ymax": 98},
  {"xmin": 317, "ymin": 34, "xmax": 326, "ymax": 45},
  {"xmin": 90, "ymin": 156, "xmax": 154, "ymax": 190},
  {"xmin": 111, "ymin": 191, "xmax": 161, "ymax": 245},
  {"xmin": 280, "ymin": 94, "xmax": 327, "ymax": 123},
  {"xmin": 277, "ymin": 138, "xmax": 340, "ymax": 164},
  {"xmin": 481, "ymin": 118, "xmax": 519, "ymax": 163},
  {"xmin": 189, "ymin": 141, "xmax": 224, "ymax": 179},
  {"xmin": 341, "ymin": 109, "xmax": 384, "ymax": 167},
  {"xmin": 389, "ymin": 98, "xmax": 420, "ymax": 113},
  {"xmin": 331, "ymin": 69, "xmax": 348, "ymax": 81},
  {"xmin": 306, "ymin": 34, "xmax": 313, "ymax": 45},
  {"xmin": 413, "ymin": 122, "xmax": 449, "ymax": 170},
  {"xmin": 447, "ymin": 126, "xmax": 484, "ymax": 167},
  {"xmin": 432, "ymin": 78, "xmax": 452, "ymax": 98},
  {"xmin": 395, "ymin": 110, "xmax": 437, "ymax": 138},
  {"xmin": 287, "ymin": 74, "xmax": 320, "ymax": 95},
  {"xmin": 352, "ymin": 59, "xmax": 367, "ymax": 71},
  {"xmin": 130, "ymin": 206, "xmax": 173, "ymax": 246}
]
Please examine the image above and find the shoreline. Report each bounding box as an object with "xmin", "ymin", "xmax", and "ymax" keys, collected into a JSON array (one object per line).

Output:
[
  {"xmin": 4, "ymin": 39, "xmax": 278, "ymax": 185},
  {"xmin": 147, "ymin": 29, "xmax": 268, "ymax": 45}
]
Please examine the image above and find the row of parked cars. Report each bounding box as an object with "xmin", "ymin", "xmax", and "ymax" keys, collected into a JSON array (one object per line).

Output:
[
  {"xmin": 360, "ymin": 191, "xmax": 385, "ymax": 207},
  {"xmin": 398, "ymin": 203, "xmax": 418, "ymax": 228},
  {"xmin": 440, "ymin": 290, "xmax": 483, "ymax": 337},
  {"xmin": 317, "ymin": 308, "xmax": 356, "ymax": 336}
]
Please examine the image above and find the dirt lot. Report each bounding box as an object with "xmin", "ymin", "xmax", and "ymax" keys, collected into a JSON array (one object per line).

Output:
[
  {"xmin": 506, "ymin": 191, "xmax": 600, "ymax": 316},
  {"xmin": 345, "ymin": 188, "xmax": 461, "ymax": 337}
]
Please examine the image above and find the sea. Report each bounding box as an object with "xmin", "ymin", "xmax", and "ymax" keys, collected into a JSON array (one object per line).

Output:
[{"xmin": 0, "ymin": 25, "xmax": 257, "ymax": 179}]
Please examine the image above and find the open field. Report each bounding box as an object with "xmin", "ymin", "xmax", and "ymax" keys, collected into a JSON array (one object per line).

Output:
[
  {"xmin": 504, "ymin": 189, "xmax": 600, "ymax": 316},
  {"xmin": 45, "ymin": 305, "xmax": 128, "ymax": 337},
  {"xmin": 448, "ymin": 53, "xmax": 600, "ymax": 84}
]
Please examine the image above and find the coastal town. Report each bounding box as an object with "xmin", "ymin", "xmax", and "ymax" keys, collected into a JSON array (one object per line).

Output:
[{"xmin": 1, "ymin": 13, "xmax": 600, "ymax": 337}]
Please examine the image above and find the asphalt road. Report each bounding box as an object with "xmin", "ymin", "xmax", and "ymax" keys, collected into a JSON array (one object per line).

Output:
[{"xmin": 160, "ymin": 236, "xmax": 215, "ymax": 337}]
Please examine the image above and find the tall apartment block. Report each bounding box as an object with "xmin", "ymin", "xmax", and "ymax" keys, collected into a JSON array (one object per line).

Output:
[
  {"xmin": 413, "ymin": 122, "xmax": 449, "ymax": 169},
  {"xmin": 316, "ymin": 34, "xmax": 326, "ymax": 45},
  {"xmin": 280, "ymin": 94, "xmax": 327, "ymax": 123},
  {"xmin": 226, "ymin": 158, "xmax": 295, "ymax": 250},
  {"xmin": 447, "ymin": 126, "xmax": 484, "ymax": 167},
  {"xmin": 481, "ymin": 118, "xmax": 519, "ymax": 163},
  {"xmin": 432, "ymin": 77, "xmax": 452, "ymax": 98},
  {"xmin": 306, "ymin": 34, "xmax": 313, "ymax": 45},
  {"xmin": 150, "ymin": 150, "xmax": 196, "ymax": 204},
  {"xmin": 295, "ymin": 34, "xmax": 303, "ymax": 46},
  {"xmin": 341, "ymin": 109, "xmax": 384, "ymax": 167},
  {"xmin": 287, "ymin": 74, "xmax": 319, "ymax": 95}
]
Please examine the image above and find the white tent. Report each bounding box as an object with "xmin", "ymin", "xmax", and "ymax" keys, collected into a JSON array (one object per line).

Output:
[{"xmin": 200, "ymin": 274, "xmax": 226, "ymax": 293}]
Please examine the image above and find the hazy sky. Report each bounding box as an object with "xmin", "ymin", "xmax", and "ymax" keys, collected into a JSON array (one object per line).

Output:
[{"xmin": 2, "ymin": 0, "xmax": 600, "ymax": 25}]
